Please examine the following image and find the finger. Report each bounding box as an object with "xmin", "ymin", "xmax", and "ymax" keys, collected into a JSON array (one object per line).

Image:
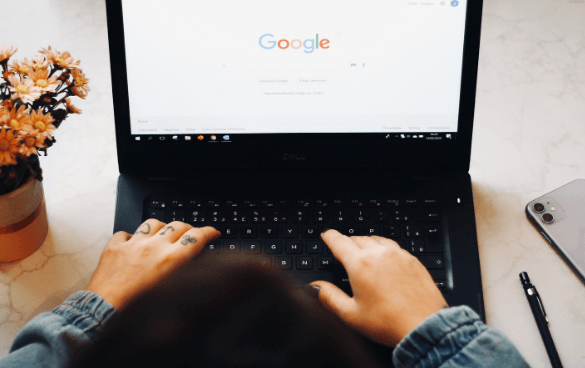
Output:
[
  {"xmin": 155, "ymin": 221, "xmax": 193, "ymax": 243},
  {"xmin": 172, "ymin": 226, "xmax": 221, "ymax": 259},
  {"xmin": 133, "ymin": 219, "xmax": 165, "ymax": 237},
  {"xmin": 310, "ymin": 280, "xmax": 356, "ymax": 323},
  {"xmin": 320, "ymin": 229, "xmax": 360, "ymax": 265},
  {"xmin": 350, "ymin": 236, "xmax": 378, "ymax": 249},
  {"xmin": 107, "ymin": 231, "xmax": 131, "ymax": 246},
  {"xmin": 373, "ymin": 236, "xmax": 403, "ymax": 250}
]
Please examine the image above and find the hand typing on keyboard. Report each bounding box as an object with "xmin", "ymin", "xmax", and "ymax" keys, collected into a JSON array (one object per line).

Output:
[
  {"xmin": 86, "ymin": 219, "xmax": 220, "ymax": 311},
  {"xmin": 310, "ymin": 229, "xmax": 448, "ymax": 348}
]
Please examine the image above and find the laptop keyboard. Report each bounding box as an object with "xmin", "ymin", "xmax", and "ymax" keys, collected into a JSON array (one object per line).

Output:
[{"xmin": 145, "ymin": 197, "xmax": 447, "ymax": 295}]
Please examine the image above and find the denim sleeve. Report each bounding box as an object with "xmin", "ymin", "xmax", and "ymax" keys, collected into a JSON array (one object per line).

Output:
[
  {"xmin": 392, "ymin": 305, "xmax": 531, "ymax": 368},
  {"xmin": 0, "ymin": 291, "xmax": 118, "ymax": 368}
]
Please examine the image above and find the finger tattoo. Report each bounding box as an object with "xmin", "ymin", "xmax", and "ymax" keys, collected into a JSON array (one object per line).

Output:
[
  {"xmin": 181, "ymin": 234, "xmax": 197, "ymax": 245},
  {"xmin": 160, "ymin": 226, "xmax": 175, "ymax": 236},
  {"xmin": 134, "ymin": 223, "xmax": 151, "ymax": 235}
]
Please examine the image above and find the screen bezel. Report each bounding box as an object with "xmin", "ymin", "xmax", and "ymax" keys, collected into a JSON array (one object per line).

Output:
[{"xmin": 105, "ymin": 0, "xmax": 483, "ymax": 175}]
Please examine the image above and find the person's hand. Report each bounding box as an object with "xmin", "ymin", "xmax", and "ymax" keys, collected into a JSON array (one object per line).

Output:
[
  {"xmin": 87, "ymin": 219, "xmax": 220, "ymax": 311},
  {"xmin": 310, "ymin": 230, "xmax": 448, "ymax": 347}
]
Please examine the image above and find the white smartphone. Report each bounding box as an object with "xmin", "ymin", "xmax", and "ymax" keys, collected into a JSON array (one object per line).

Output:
[{"xmin": 526, "ymin": 179, "xmax": 585, "ymax": 285}]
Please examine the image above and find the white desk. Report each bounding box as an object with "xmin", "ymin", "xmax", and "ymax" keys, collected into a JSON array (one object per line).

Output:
[{"xmin": 1, "ymin": 1, "xmax": 584, "ymax": 366}]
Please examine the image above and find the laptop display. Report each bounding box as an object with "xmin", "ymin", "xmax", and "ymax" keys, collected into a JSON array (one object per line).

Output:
[{"xmin": 120, "ymin": 0, "xmax": 468, "ymax": 143}]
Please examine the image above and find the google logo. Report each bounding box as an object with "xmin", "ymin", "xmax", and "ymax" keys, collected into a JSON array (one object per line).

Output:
[{"xmin": 259, "ymin": 34, "xmax": 330, "ymax": 54}]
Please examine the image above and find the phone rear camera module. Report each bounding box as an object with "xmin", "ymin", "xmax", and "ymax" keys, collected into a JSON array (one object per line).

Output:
[
  {"xmin": 532, "ymin": 203, "xmax": 545, "ymax": 213},
  {"xmin": 541, "ymin": 213, "xmax": 554, "ymax": 224}
]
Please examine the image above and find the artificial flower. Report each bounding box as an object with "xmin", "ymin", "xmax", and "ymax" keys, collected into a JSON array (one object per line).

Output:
[
  {"xmin": 3, "ymin": 105, "xmax": 32, "ymax": 134},
  {"xmin": 39, "ymin": 46, "xmax": 80, "ymax": 69},
  {"xmin": 28, "ymin": 108, "xmax": 56, "ymax": 139},
  {"xmin": 0, "ymin": 45, "xmax": 17, "ymax": 62},
  {"xmin": 71, "ymin": 69, "xmax": 90, "ymax": 93},
  {"xmin": 1, "ymin": 99, "xmax": 13, "ymax": 112},
  {"xmin": 71, "ymin": 85, "xmax": 88, "ymax": 99},
  {"xmin": 0, "ymin": 128, "xmax": 20, "ymax": 167},
  {"xmin": 8, "ymin": 75, "xmax": 42, "ymax": 103},
  {"xmin": 28, "ymin": 69, "xmax": 60, "ymax": 93},
  {"xmin": 8, "ymin": 59, "xmax": 32, "ymax": 75},
  {"xmin": 65, "ymin": 98, "xmax": 82, "ymax": 114},
  {"xmin": 23, "ymin": 55, "xmax": 50, "ymax": 70},
  {"xmin": 2, "ymin": 70, "xmax": 13, "ymax": 80},
  {"xmin": 19, "ymin": 132, "xmax": 46, "ymax": 157}
]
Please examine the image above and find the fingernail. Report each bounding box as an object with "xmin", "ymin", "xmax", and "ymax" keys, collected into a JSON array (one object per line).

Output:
[
  {"xmin": 321, "ymin": 227, "xmax": 332, "ymax": 234},
  {"xmin": 312, "ymin": 285, "xmax": 320, "ymax": 291}
]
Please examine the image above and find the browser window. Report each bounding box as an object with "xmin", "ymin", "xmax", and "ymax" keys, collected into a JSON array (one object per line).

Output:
[{"xmin": 121, "ymin": 0, "xmax": 468, "ymax": 136}]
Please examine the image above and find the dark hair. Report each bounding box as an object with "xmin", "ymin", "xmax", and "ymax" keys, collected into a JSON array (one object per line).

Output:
[{"xmin": 67, "ymin": 252, "xmax": 385, "ymax": 368}]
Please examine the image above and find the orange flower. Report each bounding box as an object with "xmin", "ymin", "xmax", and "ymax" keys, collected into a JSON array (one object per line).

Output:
[
  {"xmin": 8, "ymin": 59, "xmax": 32, "ymax": 75},
  {"xmin": 0, "ymin": 128, "xmax": 20, "ymax": 167},
  {"xmin": 71, "ymin": 69, "xmax": 90, "ymax": 93},
  {"xmin": 2, "ymin": 105, "xmax": 31, "ymax": 134},
  {"xmin": 65, "ymin": 99, "xmax": 82, "ymax": 114},
  {"xmin": 0, "ymin": 45, "xmax": 17, "ymax": 62},
  {"xmin": 19, "ymin": 132, "xmax": 46, "ymax": 157},
  {"xmin": 2, "ymin": 70, "xmax": 13, "ymax": 80},
  {"xmin": 8, "ymin": 75, "xmax": 42, "ymax": 103},
  {"xmin": 23, "ymin": 55, "xmax": 50, "ymax": 71},
  {"xmin": 39, "ymin": 46, "xmax": 80, "ymax": 70},
  {"xmin": 71, "ymin": 86, "xmax": 88, "ymax": 99},
  {"xmin": 1, "ymin": 99, "xmax": 13, "ymax": 112},
  {"xmin": 28, "ymin": 108, "xmax": 56, "ymax": 139},
  {"xmin": 28, "ymin": 69, "xmax": 60, "ymax": 93}
]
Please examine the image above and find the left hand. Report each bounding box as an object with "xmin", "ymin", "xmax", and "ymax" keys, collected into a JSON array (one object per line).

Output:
[{"xmin": 87, "ymin": 219, "xmax": 220, "ymax": 311}]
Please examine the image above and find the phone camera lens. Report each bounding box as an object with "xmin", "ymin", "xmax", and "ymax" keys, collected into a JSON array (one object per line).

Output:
[
  {"xmin": 541, "ymin": 213, "xmax": 554, "ymax": 224},
  {"xmin": 532, "ymin": 203, "xmax": 545, "ymax": 213}
]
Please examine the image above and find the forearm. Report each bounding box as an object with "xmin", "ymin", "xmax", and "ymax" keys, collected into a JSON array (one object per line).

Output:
[
  {"xmin": 0, "ymin": 291, "xmax": 118, "ymax": 368},
  {"xmin": 392, "ymin": 305, "xmax": 530, "ymax": 368}
]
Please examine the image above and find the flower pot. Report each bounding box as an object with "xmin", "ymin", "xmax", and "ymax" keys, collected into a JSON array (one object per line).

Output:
[{"xmin": 0, "ymin": 176, "xmax": 48, "ymax": 262}]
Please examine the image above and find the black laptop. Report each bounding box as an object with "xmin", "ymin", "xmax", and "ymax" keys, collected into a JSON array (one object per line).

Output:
[{"xmin": 106, "ymin": 0, "xmax": 484, "ymax": 362}]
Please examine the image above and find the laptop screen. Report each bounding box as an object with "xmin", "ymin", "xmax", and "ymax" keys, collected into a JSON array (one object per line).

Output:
[{"xmin": 121, "ymin": 0, "xmax": 467, "ymax": 143}]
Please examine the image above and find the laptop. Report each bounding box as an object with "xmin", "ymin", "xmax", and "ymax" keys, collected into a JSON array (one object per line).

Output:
[{"xmin": 106, "ymin": 0, "xmax": 484, "ymax": 362}]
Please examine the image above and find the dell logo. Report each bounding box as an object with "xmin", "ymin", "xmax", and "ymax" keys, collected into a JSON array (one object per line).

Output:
[{"xmin": 283, "ymin": 153, "xmax": 306, "ymax": 161}]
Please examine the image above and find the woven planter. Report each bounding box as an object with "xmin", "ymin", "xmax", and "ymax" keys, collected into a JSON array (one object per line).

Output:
[{"xmin": 0, "ymin": 176, "xmax": 48, "ymax": 262}]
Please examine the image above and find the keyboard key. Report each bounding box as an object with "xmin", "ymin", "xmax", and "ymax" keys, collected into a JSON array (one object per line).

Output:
[
  {"xmin": 285, "ymin": 241, "xmax": 303, "ymax": 254},
  {"xmin": 282, "ymin": 225, "xmax": 299, "ymax": 238},
  {"xmin": 243, "ymin": 200, "xmax": 258, "ymax": 208},
  {"xmin": 332, "ymin": 210, "xmax": 349, "ymax": 223},
  {"xmin": 317, "ymin": 257, "xmax": 334, "ymax": 270},
  {"xmin": 434, "ymin": 280, "xmax": 446, "ymax": 288},
  {"xmin": 417, "ymin": 255, "xmax": 444, "ymax": 269},
  {"xmin": 363, "ymin": 225, "xmax": 380, "ymax": 236},
  {"xmin": 292, "ymin": 209, "xmax": 308, "ymax": 223},
  {"xmin": 221, "ymin": 225, "xmax": 237, "ymax": 238},
  {"xmin": 243, "ymin": 240, "xmax": 262, "ymax": 253},
  {"xmin": 425, "ymin": 225, "xmax": 443, "ymax": 253},
  {"xmin": 307, "ymin": 241, "xmax": 324, "ymax": 254},
  {"xmin": 270, "ymin": 210, "xmax": 289, "ymax": 223},
  {"xmin": 169, "ymin": 210, "xmax": 185, "ymax": 222},
  {"xmin": 290, "ymin": 272, "xmax": 333, "ymax": 285},
  {"xmin": 312, "ymin": 209, "xmax": 329, "ymax": 223},
  {"xmin": 206, "ymin": 200, "xmax": 221, "ymax": 208},
  {"xmin": 302, "ymin": 225, "xmax": 321, "ymax": 239},
  {"xmin": 332, "ymin": 199, "xmax": 345, "ymax": 207},
  {"xmin": 251, "ymin": 210, "xmax": 268, "ymax": 223},
  {"xmin": 404, "ymin": 224, "xmax": 422, "ymax": 238},
  {"xmin": 407, "ymin": 239, "xmax": 425, "ymax": 253},
  {"xmin": 424, "ymin": 199, "xmax": 439, "ymax": 207},
  {"xmin": 385, "ymin": 199, "xmax": 400, "ymax": 208},
  {"xmin": 260, "ymin": 225, "xmax": 278, "ymax": 238},
  {"xmin": 383, "ymin": 225, "xmax": 401, "ymax": 238},
  {"xmin": 241, "ymin": 225, "xmax": 258, "ymax": 239},
  {"xmin": 277, "ymin": 200, "xmax": 292, "ymax": 208},
  {"xmin": 350, "ymin": 199, "xmax": 366, "ymax": 208},
  {"xmin": 149, "ymin": 200, "xmax": 166, "ymax": 208},
  {"xmin": 261, "ymin": 200, "xmax": 275, "ymax": 208},
  {"xmin": 229, "ymin": 210, "xmax": 248, "ymax": 223},
  {"xmin": 210, "ymin": 210, "xmax": 227, "ymax": 224},
  {"xmin": 170, "ymin": 200, "xmax": 185, "ymax": 208},
  {"xmin": 222, "ymin": 240, "xmax": 241, "ymax": 253},
  {"xmin": 405, "ymin": 199, "xmax": 419, "ymax": 207},
  {"xmin": 391, "ymin": 209, "xmax": 410, "ymax": 222},
  {"xmin": 264, "ymin": 241, "xmax": 282, "ymax": 254},
  {"xmin": 224, "ymin": 200, "xmax": 239, "ymax": 208},
  {"xmin": 368, "ymin": 199, "xmax": 383, "ymax": 208},
  {"xmin": 148, "ymin": 209, "xmax": 166, "ymax": 222},
  {"xmin": 204, "ymin": 241, "xmax": 220, "ymax": 252},
  {"xmin": 415, "ymin": 209, "xmax": 441, "ymax": 222},
  {"xmin": 343, "ymin": 225, "xmax": 361, "ymax": 236},
  {"xmin": 352, "ymin": 209, "xmax": 370, "ymax": 222},
  {"xmin": 315, "ymin": 199, "xmax": 330, "ymax": 208},
  {"xmin": 296, "ymin": 257, "xmax": 314, "ymax": 270},
  {"xmin": 276, "ymin": 257, "xmax": 292, "ymax": 270},
  {"xmin": 373, "ymin": 210, "xmax": 390, "ymax": 223},
  {"xmin": 188, "ymin": 200, "xmax": 203, "ymax": 208},
  {"xmin": 296, "ymin": 200, "xmax": 311, "ymax": 208}
]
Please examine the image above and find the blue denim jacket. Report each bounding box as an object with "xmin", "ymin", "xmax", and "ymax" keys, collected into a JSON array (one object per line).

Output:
[{"xmin": 0, "ymin": 290, "xmax": 529, "ymax": 368}]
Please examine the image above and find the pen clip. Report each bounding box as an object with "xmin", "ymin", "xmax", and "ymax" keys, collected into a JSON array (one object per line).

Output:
[{"xmin": 533, "ymin": 287, "xmax": 548, "ymax": 323}]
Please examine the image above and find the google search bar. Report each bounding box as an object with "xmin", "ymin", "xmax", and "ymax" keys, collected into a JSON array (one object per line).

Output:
[{"xmin": 221, "ymin": 60, "xmax": 365, "ymax": 71}]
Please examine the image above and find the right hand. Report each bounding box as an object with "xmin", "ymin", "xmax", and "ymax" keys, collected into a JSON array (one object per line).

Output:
[{"xmin": 311, "ymin": 230, "xmax": 448, "ymax": 347}]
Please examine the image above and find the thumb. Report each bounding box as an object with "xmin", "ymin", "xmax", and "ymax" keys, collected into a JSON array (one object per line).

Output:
[{"xmin": 311, "ymin": 280, "xmax": 356, "ymax": 322}]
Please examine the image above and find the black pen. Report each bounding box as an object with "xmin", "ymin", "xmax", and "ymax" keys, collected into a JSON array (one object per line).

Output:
[{"xmin": 519, "ymin": 272, "xmax": 563, "ymax": 368}]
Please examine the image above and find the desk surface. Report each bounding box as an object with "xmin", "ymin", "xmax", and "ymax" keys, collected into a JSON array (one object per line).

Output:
[{"xmin": 1, "ymin": 0, "xmax": 584, "ymax": 366}]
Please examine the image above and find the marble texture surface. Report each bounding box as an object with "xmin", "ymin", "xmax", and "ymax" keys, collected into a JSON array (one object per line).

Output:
[{"xmin": 1, "ymin": 0, "xmax": 584, "ymax": 366}]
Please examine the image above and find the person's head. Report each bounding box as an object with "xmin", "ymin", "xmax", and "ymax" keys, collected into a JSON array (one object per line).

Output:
[{"xmin": 67, "ymin": 252, "xmax": 385, "ymax": 368}]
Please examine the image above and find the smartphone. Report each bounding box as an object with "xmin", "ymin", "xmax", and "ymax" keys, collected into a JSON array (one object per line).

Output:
[{"xmin": 526, "ymin": 179, "xmax": 585, "ymax": 285}]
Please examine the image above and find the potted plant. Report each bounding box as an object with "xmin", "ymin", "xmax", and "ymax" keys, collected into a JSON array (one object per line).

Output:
[{"xmin": 0, "ymin": 45, "xmax": 89, "ymax": 262}]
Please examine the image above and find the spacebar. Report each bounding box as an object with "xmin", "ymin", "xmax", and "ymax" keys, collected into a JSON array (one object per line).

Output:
[{"xmin": 290, "ymin": 272, "xmax": 334, "ymax": 285}]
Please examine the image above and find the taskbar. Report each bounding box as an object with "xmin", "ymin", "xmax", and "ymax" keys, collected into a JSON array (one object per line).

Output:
[{"xmin": 131, "ymin": 132, "xmax": 457, "ymax": 143}]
